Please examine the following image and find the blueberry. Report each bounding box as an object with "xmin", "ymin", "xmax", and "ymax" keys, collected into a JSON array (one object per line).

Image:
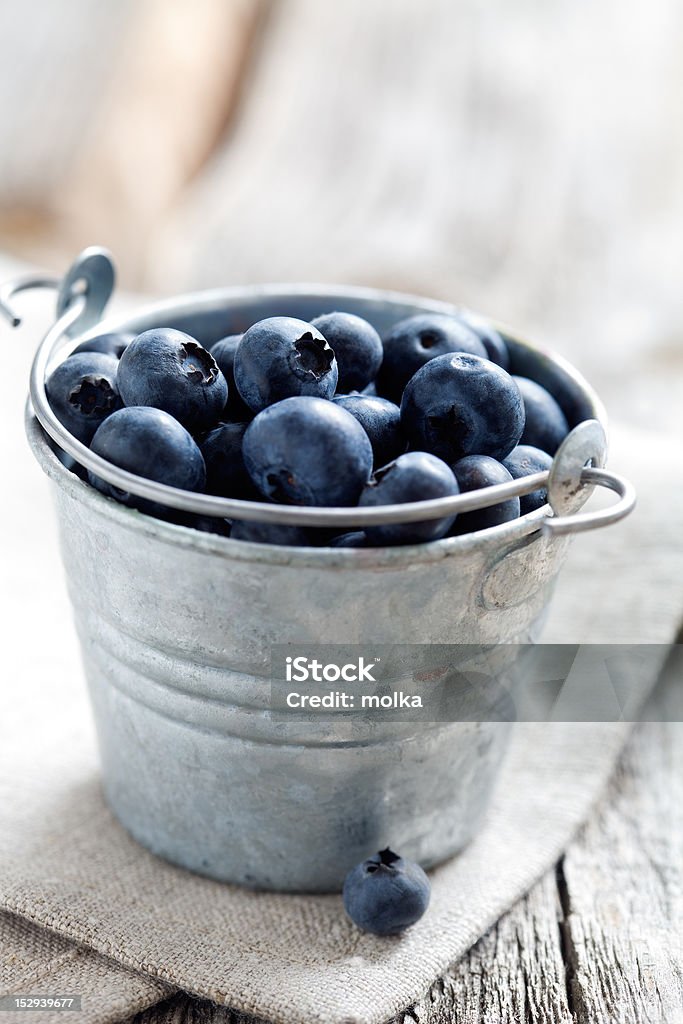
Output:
[
  {"xmin": 342, "ymin": 847, "xmax": 430, "ymax": 936},
  {"xmin": 186, "ymin": 515, "xmax": 232, "ymax": 537},
  {"xmin": 451, "ymin": 455, "xmax": 520, "ymax": 533},
  {"xmin": 234, "ymin": 317, "xmax": 338, "ymax": 413},
  {"xmin": 359, "ymin": 451, "xmax": 458, "ymax": 546},
  {"xmin": 117, "ymin": 329, "xmax": 228, "ymax": 433},
  {"xmin": 329, "ymin": 531, "xmax": 368, "ymax": 548},
  {"xmin": 459, "ymin": 312, "xmax": 510, "ymax": 370},
  {"xmin": 72, "ymin": 331, "xmax": 134, "ymax": 359},
  {"xmin": 209, "ymin": 334, "xmax": 251, "ymax": 420},
  {"xmin": 332, "ymin": 394, "xmax": 404, "ymax": 469},
  {"xmin": 230, "ymin": 520, "xmax": 315, "ymax": 546},
  {"xmin": 88, "ymin": 407, "xmax": 206, "ymax": 516},
  {"xmin": 243, "ymin": 397, "xmax": 372, "ymax": 506},
  {"xmin": 376, "ymin": 313, "xmax": 486, "ymax": 403},
  {"xmin": 401, "ymin": 353, "xmax": 525, "ymax": 463},
  {"xmin": 310, "ymin": 312, "xmax": 382, "ymax": 392},
  {"xmin": 502, "ymin": 444, "xmax": 553, "ymax": 514},
  {"xmin": 53, "ymin": 446, "xmax": 87, "ymax": 480},
  {"xmin": 514, "ymin": 376, "xmax": 569, "ymax": 455},
  {"xmin": 208, "ymin": 333, "xmax": 241, "ymax": 353},
  {"xmin": 200, "ymin": 422, "xmax": 257, "ymax": 499},
  {"xmin": 46, "ymin": 352, "xmax": 122, "ymax": 444}
]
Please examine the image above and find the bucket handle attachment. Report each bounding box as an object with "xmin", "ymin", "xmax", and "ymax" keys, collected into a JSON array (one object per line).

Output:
[
  {"xmin": 542, "ymin": 419, "xmax": 636, "ymax": 536},
  {"xmin": 0, "ymin": 247, "xmax": 114, "ymax": 335},
  {"xmin": 5, "ymin": 250, "xmax": 635, "ymax": 536}
]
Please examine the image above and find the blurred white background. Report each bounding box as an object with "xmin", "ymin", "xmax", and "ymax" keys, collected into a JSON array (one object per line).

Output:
[
  {"xmin": 0, "ymin": 11, "xmax": 682, "ymax": 1017},
  {"xmin": 0, "ymin": 0, "xmax": 681, "ymax": 428},
  {"xmin": 0, "ymin": 0, "xmax": 681, "ymax": 650}
]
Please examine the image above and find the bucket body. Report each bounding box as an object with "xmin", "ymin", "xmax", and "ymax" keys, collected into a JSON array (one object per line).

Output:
[{"xmin": 28, "ymin": 285, "xmax": 605, "ymax": 891}]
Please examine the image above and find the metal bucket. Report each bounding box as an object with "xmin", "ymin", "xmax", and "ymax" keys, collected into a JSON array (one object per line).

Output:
[{"xmin": 12, "ymin": 253, "xmax": 634, "ymax": 891}]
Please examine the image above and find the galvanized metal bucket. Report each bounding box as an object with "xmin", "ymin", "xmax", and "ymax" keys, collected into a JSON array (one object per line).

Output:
[{"xmin": 8, "ymin": 250, "xmax": 635, "ymax": 891}]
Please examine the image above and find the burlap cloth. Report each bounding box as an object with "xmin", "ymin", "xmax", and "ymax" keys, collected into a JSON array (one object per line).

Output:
[
  {"xmin": 0, "ymin": 714, "xmax": 632, "ymax": 1024},
  {"xmin": 1, "ymin": 284, "xmax": 681, "ymax": 1024}
]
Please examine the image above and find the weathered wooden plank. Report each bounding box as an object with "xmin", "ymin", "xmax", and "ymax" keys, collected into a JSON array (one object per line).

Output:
[
  {"xmin": 130, "ymin": 994, "xmax": 267, "ymax": 1024},
  {"xmin": 408, "ymin": 667, "xmax": 683, "ymax": 1024},
  {"xmin": 126, "ymin": 670, "xmax": 683, "ymax": 1024},
  {"xmin": 2, "ymin": 1, "xmax": 681, "ymax": 1019},
  {"xmin": 559, "ymin": 711, "xmax": 683, "ymax": 1022},
  {"xmin": 416, "ymin": 873, "xmax": 573, "ymax": 1024}
]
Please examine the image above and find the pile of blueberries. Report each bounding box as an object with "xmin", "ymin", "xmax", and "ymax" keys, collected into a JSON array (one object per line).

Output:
[{"xmin": 45, "ymin": 309, "xmax": 569, "ymax": 546}]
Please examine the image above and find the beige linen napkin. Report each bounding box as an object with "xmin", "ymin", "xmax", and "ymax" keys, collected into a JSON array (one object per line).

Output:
[
  {"xmin": 0, "ymin": 911, "xmax": 169, "ymax": 1024},
  {"xmin": 1, "ymin": 276, "xmax": 681, "ymax": 1023},
  {"xmin": 0, "ymin": 698, "xmax": 630, "ymax": 1024}
]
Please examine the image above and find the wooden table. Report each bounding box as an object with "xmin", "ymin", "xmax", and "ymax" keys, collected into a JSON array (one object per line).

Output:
[
  {"xmin": 123, "ymin": 656, "xmax": 682, "ymax": 1024},
  {"xmin": 1, "ymin": 2, "xmax": 681, "ymax": 1020}
]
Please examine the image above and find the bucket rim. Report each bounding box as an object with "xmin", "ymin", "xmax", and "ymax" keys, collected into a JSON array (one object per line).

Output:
[
  {"xmin": 28, "ymin": 281, "xmax": 607, "ymax": 568},
  {"xmin": 28, "ymin": 411, "xmax": 558, "ymax": 567}
]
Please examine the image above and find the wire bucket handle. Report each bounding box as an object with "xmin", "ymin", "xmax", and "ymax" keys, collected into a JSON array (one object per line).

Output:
[{"xmin": 3, "ymin": 249, "xmax": 636, "ymax": 535}]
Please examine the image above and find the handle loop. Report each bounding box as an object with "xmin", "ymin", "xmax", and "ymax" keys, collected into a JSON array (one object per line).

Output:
[
  {"xmin": 0, "ymin": 247, "xmax": 114, "ymax": 335},
  {"xmin": 5, "ymin": 250, "xmax": 636, "ymax": 535},
  {"xmin": 543, "ymin": 466, "xmax": 636, "ymax": 535}
]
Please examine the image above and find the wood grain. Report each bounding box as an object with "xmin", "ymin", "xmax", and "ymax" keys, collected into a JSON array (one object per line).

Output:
[
  {"xmin": 560, "ymin": 727, "xmax": 683, "ymax": 1022},
  {"xmin": 127, "ymin": 677, "xmax": 683, "ymax": 1024},
  {"xmin": 1, "ymin": 1, "xmax": 681, "ymax": 1019},
  {"xmin": 416, "ymin": 874, "xmax": 573, "ymax": 1024}
]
